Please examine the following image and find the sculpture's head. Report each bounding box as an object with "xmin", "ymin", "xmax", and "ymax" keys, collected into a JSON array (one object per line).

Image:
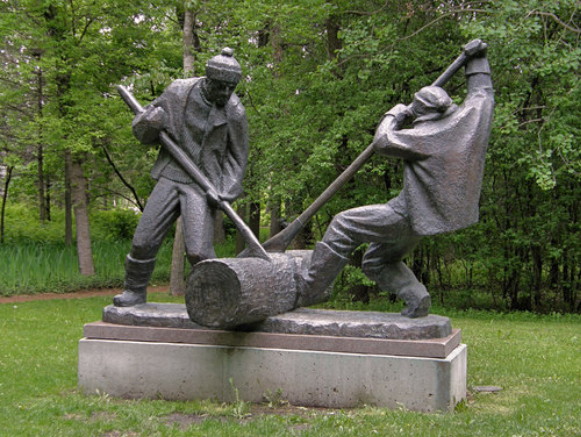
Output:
[
  {"xmin": 411, "ymin": 86, "xmax": 457, "ymax": 123},
  {"xmin": 203, "ymin": 47, "xmax": 242, "ymax": 107}
]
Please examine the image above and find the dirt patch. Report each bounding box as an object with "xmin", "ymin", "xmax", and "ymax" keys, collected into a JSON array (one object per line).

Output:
[
  {"xmin": 0, "ymin": 285, "xmax": 170, "ymax": 304},
  {"xmin": 101, "ymin": 432, "xmax": 140, "ymax": 437},
  {"xmin": 161, "ymin": 412, "xmax": 218, "ymax": 429},
  {"xmin": 161, "ymin": 404, "xmax": 340, "ymax": 430}
]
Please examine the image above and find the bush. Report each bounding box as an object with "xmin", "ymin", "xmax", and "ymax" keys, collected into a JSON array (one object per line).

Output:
[
  {"xmin": 90, "ymin": 208, "xmax": 141, "ymax": 242},
  {"xmin": 1, "ymin": 204, "xmax": 65, "ymax": 244},
  {"xmin": 1, "ymin": 204, "xmax": 142, "ymax": 244}
]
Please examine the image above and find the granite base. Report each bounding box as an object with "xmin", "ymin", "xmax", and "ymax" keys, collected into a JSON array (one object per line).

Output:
[{"xmin": 79, "ymin": 315, "xmax": 466, "ymax": 412}]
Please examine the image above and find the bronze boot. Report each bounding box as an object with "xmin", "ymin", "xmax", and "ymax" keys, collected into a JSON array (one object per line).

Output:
[
  {"xmin": 295, "ymin": 242, "xmax": 349, "ymax": 307},
  {"xmin": 398, "ymin": 284, "xmax": 431, "ymax": 318},
  {"xmin": 113, "ymin": 255, "xmax": 156, "ymax": 307}
]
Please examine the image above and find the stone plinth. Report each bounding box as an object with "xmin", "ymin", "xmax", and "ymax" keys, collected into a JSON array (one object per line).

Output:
[
  {"xmin": 102, "ymin": 304, "xmax": 452, "ymax": 340},
  {"xmin": 79, "ymin": 305, "xmax": 467, "ymax": 412}
]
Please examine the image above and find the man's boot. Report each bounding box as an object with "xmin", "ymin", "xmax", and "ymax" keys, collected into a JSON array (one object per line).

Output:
[
  {"xmin": 113, "ymin": 255, "xmax": 156, "ymax": 307},
  {"xmin": 366, "ymin": 263, "xmax": 431, "ymax": 318},
  {"xmin": 397, "ymin": 284, "xmax": 431, "ymax": 318},
  {"xmin": 295, "ymin": 242, "xmax": 349, "ymax": 307}
]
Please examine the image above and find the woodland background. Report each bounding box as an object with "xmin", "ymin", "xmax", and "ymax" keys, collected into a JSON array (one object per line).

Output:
[{"xmin": 0, "ymin": 0, "xmax": 579, "ymax": 313}]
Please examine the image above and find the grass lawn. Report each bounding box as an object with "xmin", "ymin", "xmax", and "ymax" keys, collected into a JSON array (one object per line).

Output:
[{"xmin": 0, "ymin": 293, "xmax": 579, "ymax": 436}]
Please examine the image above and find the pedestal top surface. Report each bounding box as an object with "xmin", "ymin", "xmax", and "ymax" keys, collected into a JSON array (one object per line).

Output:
[{"xmin": 103, "ymin": 304, "xmax": 451, "ymax": 340}]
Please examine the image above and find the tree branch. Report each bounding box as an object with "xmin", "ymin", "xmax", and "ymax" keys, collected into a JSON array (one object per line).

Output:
[
  {"xmin": 77, "ymin": 15, "xmax": 96, "ymax": 44},
  {"xmin": 100, "ymin": 144, "xmax": 145, "ymax": 211},
  {"xmin": 92, "ymin": 186, "xmax": 143, "ymax": 209},
  {"xmin": 528, "ymin": 11, "xmax": 581, "ymax": 34},
  {"xmin": 397, "ymin": 9, "xmax": 491, "ymax": 43},
  {"xmin": 344, "ymin": 1, "xmax": 390, "ymax": 16}
]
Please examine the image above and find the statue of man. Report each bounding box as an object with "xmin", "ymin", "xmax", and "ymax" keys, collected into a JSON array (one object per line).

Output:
[
  {"xmin": 114, "ymin": 48, "xmax": 248, "ymax": 307},
  {"xmin": 297, "ymin": 40, "xmax": 494, "ymax": 317}
]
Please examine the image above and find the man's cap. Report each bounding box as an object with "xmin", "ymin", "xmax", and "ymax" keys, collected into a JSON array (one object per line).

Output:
[
  {"xmin": 206, "ymin": 48, "xmax": 242, "ymax": 83},
  {"xmin": 414, "ymin": 86, "xmax": 452, "ymax": 112}
]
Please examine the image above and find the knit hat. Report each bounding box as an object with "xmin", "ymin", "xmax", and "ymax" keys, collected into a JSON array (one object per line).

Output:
[
  {"xmin": 205, "ymin": 48, "xmax": 242, "ymax": 83},
  {"xmin": 413, "ymin": 86, "xmax": 452, "ymax": 113}
]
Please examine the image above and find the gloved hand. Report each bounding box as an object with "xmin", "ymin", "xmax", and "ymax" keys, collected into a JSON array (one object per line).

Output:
[
  {"xmin": 386, "ymin": 103, "xmax": 414, "ymax": 125},
  {"xmin": 132, "ymin": 106, "xmax": 167, "ymax": 144},
  {"xmin": 206, "ymin": 188, "xmax": 222, "ymax": 208},
  {"xmin": 464, "ymin": 39, "xmax": 488, "ymax": 58}
]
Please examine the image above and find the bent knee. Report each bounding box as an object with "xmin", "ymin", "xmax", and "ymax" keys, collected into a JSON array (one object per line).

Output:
[
  {"xmin": 130, "ymin": 238, "xmax": 159, "ymax": 261},
  {"xmin": 361, "ymin": 261, "xmax": 383, "ymax": 282}
]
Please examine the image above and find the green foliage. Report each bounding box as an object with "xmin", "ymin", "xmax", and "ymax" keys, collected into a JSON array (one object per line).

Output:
[
  {"xmin": 2, "ymin": 203, "xmax": 140, "ymax": 244},
  {"xmin": 0, "ymin": 202, "xmax": 239, "ymax": 295},
  {"xmin": 2, "ymin": 204, "xmax": 65, "ymax": 244},
  {"xmin": 1, "ymin": 0, "xmax": 579, "ymax": 311},
  {"xmin": 90, "ymin": 208, "xmax": 141, "ymax": 242},
  {"xmin": 0, "ymin": 240, "xmax": 172, "ymax": 295}
]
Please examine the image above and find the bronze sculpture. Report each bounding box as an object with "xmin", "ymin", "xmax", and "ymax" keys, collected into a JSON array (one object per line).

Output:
[
  {"xmin": 296, "ymin": 39, "xmax": 494, "ymax": 318},
  {"xmin": 114, "ymin": 48, "xmax": 251, "ymax": 307}
]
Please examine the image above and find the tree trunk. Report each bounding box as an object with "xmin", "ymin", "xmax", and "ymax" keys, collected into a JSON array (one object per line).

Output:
[
  {"xmin": 36, "ymin": 64, "xmax": 48, "ymax": 222},
  {"xmin": 213, "ymin": 212, "xmax": 226, "ymax": 244},
  {"xmin": 1, "ymin": 166, "xmax": 14, "ymax": 244},
  {"xmin": 235, "ymin": 203, "xmax": 247, "ymax": 255},
  {"xmin": 38, "ymin": 144, "xmax": 47, "ymax": 222},
  {"xmin": 326, "ymin": 15, "xmax": 341, "ymax": 60},
  {"xmin": 182, "ymin": 9, "xmax": 195, "ymax": 75},
  {"xmin": 170, "ymin": 7, "xmax": 198, "ymax": 295},
  {"xmin": 64, "ymin": 149, "xmax": 73, "ymax": 246},
  {"xmin": 268, "ymin": 197, "xmax": 282, "ymax": 238},
  {"xmin": 249, "ymin": 201, "xmax": 261, "ymax": 239},
  {"xmin": 170, "ymin": 217, "xmax": 186, "ymax": 296},
  {"xmin": 71, "ymin": 157, "xmax": 95, "ymax": 276}
]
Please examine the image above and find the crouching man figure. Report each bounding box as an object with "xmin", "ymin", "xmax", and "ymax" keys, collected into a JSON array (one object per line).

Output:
[
  {"xmin": 297, "ymin": 40, "xmax": 494, "ymax": 317},
  {"xmin": 114, "ymin": 48, "xmax": 248, "ymax": 307}
]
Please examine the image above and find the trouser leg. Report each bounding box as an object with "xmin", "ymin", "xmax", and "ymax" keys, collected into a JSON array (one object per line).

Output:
[
  {"xmin": 315, "ymin": 198, "xmax": 431, "ymax": 317},
  {"xmin": 362, "ymin": 229, "xmax": 430, "ymax": 318},
  {"xmin": 114, "ymin": 178, "xmax": 180, "ymax": 307},
  {"xmin": 297, "ymin": 242, "xmax": 349, "ymax": 307},
  {"xmin": 296, "ymin": 204, "xmax": 387, "ymax": 307},
  {"xmin": 179, "ymin": 183, "xmax": 216, "ymax": 266}
]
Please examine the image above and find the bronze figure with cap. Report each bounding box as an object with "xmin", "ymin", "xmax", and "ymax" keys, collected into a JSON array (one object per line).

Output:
[
  {"xmin": 296, "ymin": 39, "xmax": 494, "ymax": 318},
  {"xmin": 114, "ymin": 48, "xmax": 249, "ymax": 307}
]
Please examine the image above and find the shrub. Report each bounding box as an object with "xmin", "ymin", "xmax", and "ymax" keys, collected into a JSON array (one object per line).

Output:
[{"xmin": 90, "ymin": 209, "xmax": 141, "ymax": 242}]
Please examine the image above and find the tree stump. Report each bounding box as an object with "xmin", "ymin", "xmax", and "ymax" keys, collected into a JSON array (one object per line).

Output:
[{"xmin": 186, "ymin": 251, "xmax": 311, "ymax": 329}]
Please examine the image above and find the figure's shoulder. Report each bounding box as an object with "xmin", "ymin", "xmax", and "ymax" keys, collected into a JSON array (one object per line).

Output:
[
  {"xmin": 227, "ymin": 93, "xmax": 247, "ymax": 120},
  {"xmin": 462, "ymin": 87, "xmax": 495, "ymax": 115},
  {"xmin": 163, "ymin": 77, "xmax": 202, "ymax": 97}
]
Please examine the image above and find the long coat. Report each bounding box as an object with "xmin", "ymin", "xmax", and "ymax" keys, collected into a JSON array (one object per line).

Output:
[
  {"xmin": 133, "ymin": 77, "xmax": 249, "ymax": 201},
  {"xmin": 374, "ymin": 80, "xmax": 494, "ymax": 236}
]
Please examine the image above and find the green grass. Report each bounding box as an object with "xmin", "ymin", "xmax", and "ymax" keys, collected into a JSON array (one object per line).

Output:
[
  {"xmin": 0, "ymin": 241, "xmax": 170, "ymax": 296},
  {"xmin": 0, "ymin": 238, "xmax": 236, "ymax": 296},
  {"xmin": 0, "ymin": 294, "xmax": 579, "ymax": 436}
]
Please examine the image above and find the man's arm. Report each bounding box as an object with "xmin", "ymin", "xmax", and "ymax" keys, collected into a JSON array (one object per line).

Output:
[
  {"xmin": 373, "ymin": 104, "xmax": 430, "ymax": 161},
  {"xmin": 464, "ymin": 40, "xmax": 493, "ymax": 95},
  {"xmin": 132, "ymin": 105, "xmax": 167, "ymax": 144},
  {"xmin": 219, "ymin": 104, "xmax": 249, "ymax": 202}
]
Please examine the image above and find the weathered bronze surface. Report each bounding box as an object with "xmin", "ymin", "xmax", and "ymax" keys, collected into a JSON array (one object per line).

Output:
[
  {"xmin": 114, "ymin": 48, "xmax": 258, "ymax": 308},
  {"xmin": 297, "ymin": 39, "xmax": 494, "ymax": 318}
]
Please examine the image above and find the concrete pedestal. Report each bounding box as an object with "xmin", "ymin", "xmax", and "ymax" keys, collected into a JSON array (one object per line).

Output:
[{"xmin": 79, "ymin": 312, "xmax": 467, "ymax": 412}]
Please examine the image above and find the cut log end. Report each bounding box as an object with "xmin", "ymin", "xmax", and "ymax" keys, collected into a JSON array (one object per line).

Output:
[
  {"xmin": 186, "ymin": 260, "xmax": 242, "ymax": 328},
  {"xmin": 185, "ymin": 251, "xmax": 312, "ymax": 329}
]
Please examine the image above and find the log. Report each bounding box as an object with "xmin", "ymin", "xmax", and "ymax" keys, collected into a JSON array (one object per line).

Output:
[{"xmin": 186, "ymin": 251, "xmax": 312, "ymax": 329}]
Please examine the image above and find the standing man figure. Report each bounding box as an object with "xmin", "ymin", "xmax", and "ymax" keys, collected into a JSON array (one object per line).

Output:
[
  {"xmin": 298, "ymin": 40, "xmax": 494, "ymax": 317},
  {"xmin": 114, "ymin": 48, "xmax": 248, "ymax": 307}
]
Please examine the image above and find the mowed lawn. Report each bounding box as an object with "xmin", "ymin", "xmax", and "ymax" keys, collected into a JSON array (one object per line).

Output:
[{"xmin": 0, "ymin": 293, "xmax": 579, "ymax": 436}]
